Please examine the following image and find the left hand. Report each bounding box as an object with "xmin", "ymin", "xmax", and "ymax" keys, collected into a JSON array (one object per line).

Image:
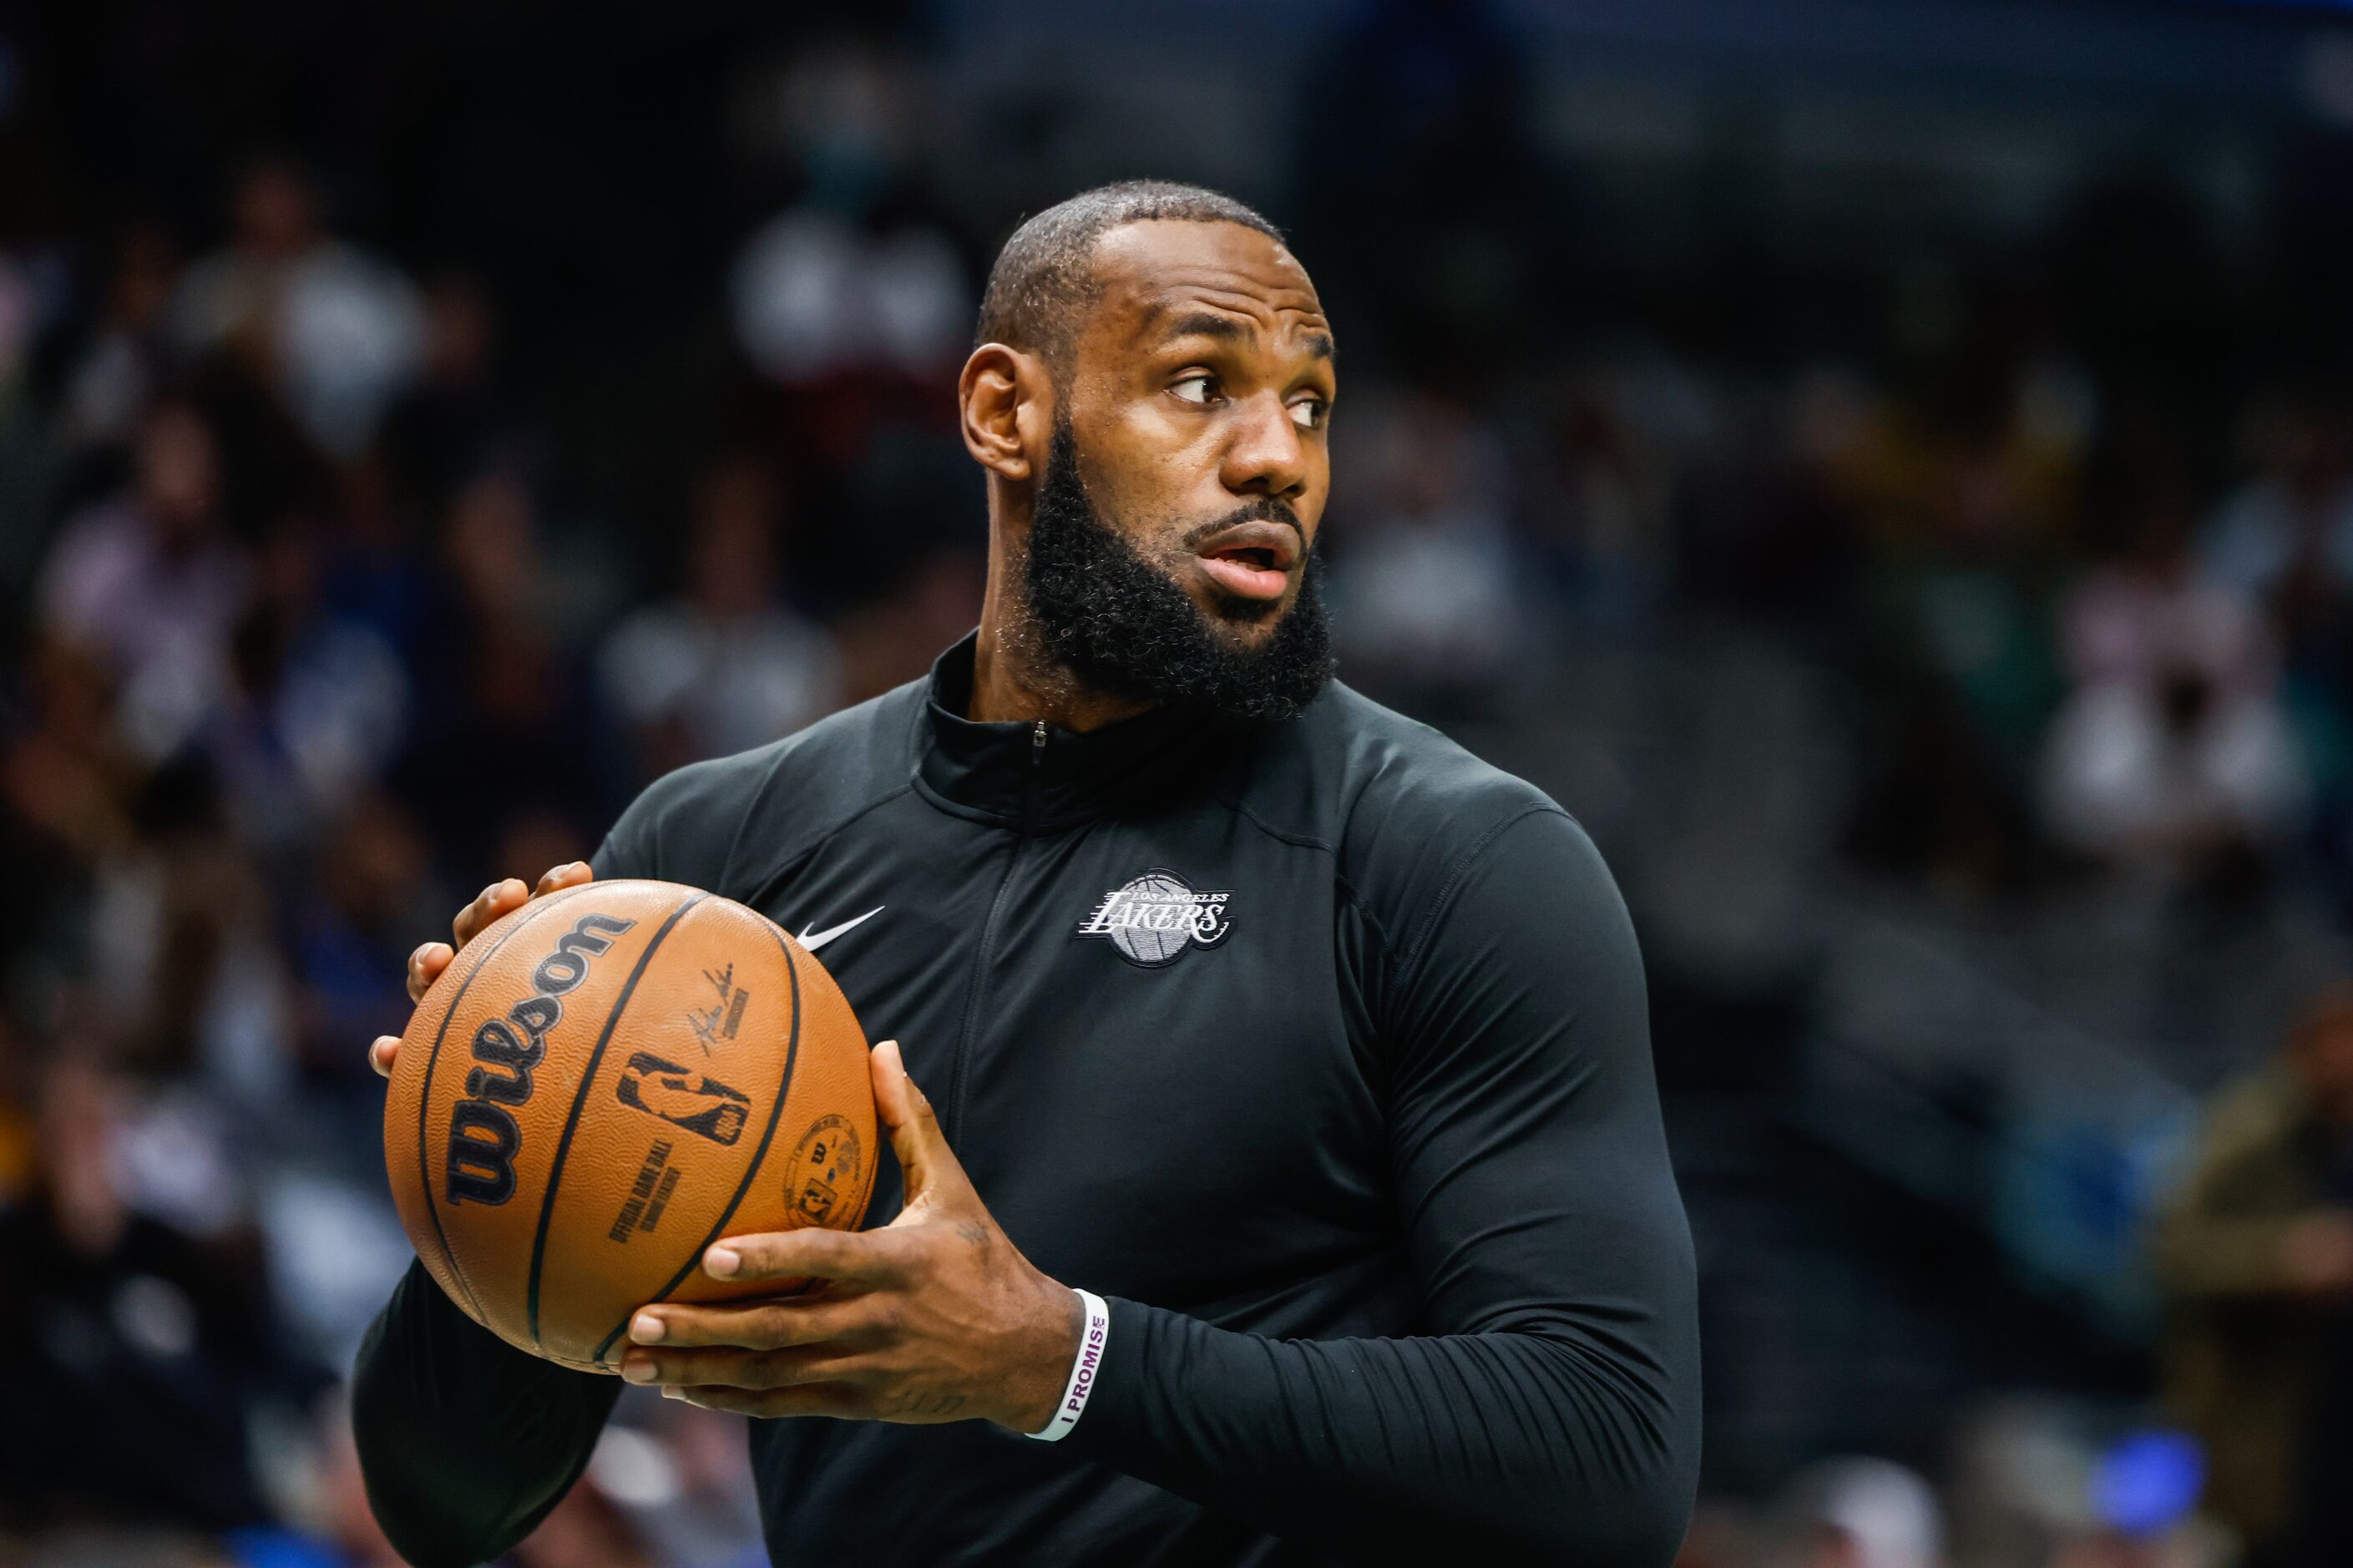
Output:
[{"xmin": 618, "ymin": 1039, "xmax": 1081, "ymax": 1431}]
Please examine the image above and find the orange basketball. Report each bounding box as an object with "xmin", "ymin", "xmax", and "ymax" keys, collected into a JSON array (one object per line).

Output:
[{"xmin": 382, "ymin": 878, "xmax": 878, "ymax": 1371}]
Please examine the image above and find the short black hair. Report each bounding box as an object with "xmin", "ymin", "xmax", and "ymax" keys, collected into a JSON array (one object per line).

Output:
[{"xmin": 975, "ymin": 180, "xmax": 1283, "ymax": 371}]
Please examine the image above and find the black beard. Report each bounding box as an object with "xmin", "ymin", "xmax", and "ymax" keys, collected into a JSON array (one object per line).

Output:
[{"xmin": 1020, "ymin": 421, "xmax": 1335, "ymax": 722}]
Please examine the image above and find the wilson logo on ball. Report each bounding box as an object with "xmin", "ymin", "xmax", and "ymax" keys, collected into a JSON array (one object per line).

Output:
[
  {"xmin": 1075, "ymin": 870, "xmax": 1232, "ymax": 968},
  {"xmin": 444, "ymin": 911, "xmax": 637, "ymax": 1206}
]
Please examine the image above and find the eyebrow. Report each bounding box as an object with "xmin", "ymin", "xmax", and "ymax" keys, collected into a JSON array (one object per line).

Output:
[{"xmin": 1161, "ymin": 310, "xmax": 1334, "ymax": 362}]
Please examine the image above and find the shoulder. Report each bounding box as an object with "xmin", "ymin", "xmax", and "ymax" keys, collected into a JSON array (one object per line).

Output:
[
  {"xmin": 600, "ymin": 680, "xmax": 924, "ymax": 892},
  {"xmin": 1234, "ymin": 682, "xmax": 1591, "ymax": 953}
]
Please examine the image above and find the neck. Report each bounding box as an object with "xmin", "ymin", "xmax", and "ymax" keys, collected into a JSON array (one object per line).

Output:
[
  {"xmin": 969, "ymin": 496, "xmax": 1157, "ymax": 733},
  {"xmin": 969, "ymin": 611, "xmax": 1158, "ymax": 734}
]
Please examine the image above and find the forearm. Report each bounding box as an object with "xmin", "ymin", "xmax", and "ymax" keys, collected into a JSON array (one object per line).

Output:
[
  {"xmin": 1063, "ymin": 1301, "xmax": 1696, "ymax": 1566},
  {"xmin": 352, "ymin": 1260, "xmax": 620, "ymax": 1568}
]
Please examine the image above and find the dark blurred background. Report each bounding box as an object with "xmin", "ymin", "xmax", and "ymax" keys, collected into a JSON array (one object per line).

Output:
[{"xmin": 9, "ymin": 2, "xmax": 2353, "ymax": 1565}]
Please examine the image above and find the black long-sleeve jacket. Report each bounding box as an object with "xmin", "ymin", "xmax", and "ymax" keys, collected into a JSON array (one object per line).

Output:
[{"xmin": 352, "ymin": 635, "xmax": 1699, "ymax": 1567}]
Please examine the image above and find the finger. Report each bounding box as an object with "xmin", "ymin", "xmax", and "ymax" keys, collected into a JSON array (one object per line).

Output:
[
  {"xmin": 453, "ymin": 878, "xmax": 529, "ymax": 948},
  {"xmin": 705, "ymin": 1226, "xmax": 898, "ymax": 1287},
  {"xmin": 535, "ymin": 861, "xmax": 593, "ymax": 898},
  {"xmin": 370, "ymin": 1035, "xmax": 400, "ymax": 1078},
  {"xmin": 870, "ymin": 1039, "xmax": 972, "ymax": 1211},
  {"xmin": 407, "ymin": 942, "xmax": 455, "ymax": 1004},
  {"xmin": 618, "ymin": 1344, "xmax": 847, "ymax": 1388},
  {"xmin": 629, "ymin": 1295, "xmax": 873, "ymax": 1351}
]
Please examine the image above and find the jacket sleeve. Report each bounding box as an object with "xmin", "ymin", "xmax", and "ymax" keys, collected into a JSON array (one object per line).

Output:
[
  {"xmin": 352, "ymin": 1262, "xmax": 622, "ymax": 1567},
  {"xmin": 351, "ymin": 808, "xmax": 681, "ymax": 1564},
  {"xmin": 1061, "ymin": 807, "xmax": 1701, "ymax": 1566}
]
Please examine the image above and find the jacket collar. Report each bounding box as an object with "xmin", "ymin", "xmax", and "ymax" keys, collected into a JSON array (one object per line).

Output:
[{"xmin": 913, "ymin": 634, "xmax": 1232, "ymax": 829}]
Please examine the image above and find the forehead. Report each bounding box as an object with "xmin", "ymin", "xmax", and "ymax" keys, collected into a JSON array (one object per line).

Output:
[{"xmin": 1083, "ymin": 220, "xmax": 1328, "ymax": 347}]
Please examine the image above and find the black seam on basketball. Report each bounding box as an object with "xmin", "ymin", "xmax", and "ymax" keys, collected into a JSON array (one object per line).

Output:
[
  {"xmin": 590, "ymin": 923, "xmax": 804, "ymax": 1367},
  {"xmin": 525, "ymin": 891, "xmax": 709, "ymax": 1350},
  {"xmin": 416, "ymin": 884, "xmax": 599, "ymax": 1325}
]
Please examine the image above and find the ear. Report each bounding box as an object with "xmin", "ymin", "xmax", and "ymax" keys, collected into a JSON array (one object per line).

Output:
[{"xmin": 960, "ymin": 342, "xmax": 1050, "ymax": 483}]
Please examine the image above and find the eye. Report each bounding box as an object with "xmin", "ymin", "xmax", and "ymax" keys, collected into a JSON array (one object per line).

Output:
[
  {"xmin": 1171, "ymin": 374, "xmax": 1215, "ymax": 405},
  {"xmin": 1289, "ymin": 397, "xmax": 1328, "ymax": 430}
]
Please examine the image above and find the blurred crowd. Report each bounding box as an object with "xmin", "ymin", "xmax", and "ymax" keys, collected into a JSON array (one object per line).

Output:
[{"xmin": 5, "ymin": 3, "xmax": 2353, "ymax": 1567}]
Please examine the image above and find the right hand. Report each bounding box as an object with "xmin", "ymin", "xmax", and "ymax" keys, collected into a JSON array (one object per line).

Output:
[{"xmin": 368, "ymin": 861, "xmax": 595, "ymax": 1078}]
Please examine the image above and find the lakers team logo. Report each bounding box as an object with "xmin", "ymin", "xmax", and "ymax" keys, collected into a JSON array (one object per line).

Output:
[{"xmin": 1075, "ymin": 870, "xmax": 1232, "ymax": 968}]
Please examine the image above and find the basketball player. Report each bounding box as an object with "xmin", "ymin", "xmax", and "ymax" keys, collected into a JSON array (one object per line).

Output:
[{"xmin": 355, "ymin": 183, "xmax": 1698, "ymax": 1566}]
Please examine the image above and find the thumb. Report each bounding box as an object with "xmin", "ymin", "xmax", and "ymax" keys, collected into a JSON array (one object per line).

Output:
[{"xmin": 870, "ymin": 1039, "xmax": 971, "ymax": 1215}]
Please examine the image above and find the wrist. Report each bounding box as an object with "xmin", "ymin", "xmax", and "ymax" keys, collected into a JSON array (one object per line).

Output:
[
  {"xmin": 997, "ymin": 1281, "xmax": 1084, "ymax": 1434},
  {"xmin": 1023, "ymin": 1288, "xmax": 1109, "ymax": 1442}
]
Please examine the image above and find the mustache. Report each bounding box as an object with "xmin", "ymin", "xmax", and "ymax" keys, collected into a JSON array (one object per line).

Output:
[{"xmin": 1177, "ymin": 496, "xmax": 1305, "ymax": 554}]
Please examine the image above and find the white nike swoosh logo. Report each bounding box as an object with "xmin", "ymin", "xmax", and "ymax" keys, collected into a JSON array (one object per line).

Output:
[{"xmin": 797, "ymin": 907, "xmax": 883, "ymax": 953}]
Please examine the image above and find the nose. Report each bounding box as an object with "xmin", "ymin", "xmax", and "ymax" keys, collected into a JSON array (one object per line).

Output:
[{"xmin": 1219, "ymin": 390, "xmax": 1309, "ymax": 503}]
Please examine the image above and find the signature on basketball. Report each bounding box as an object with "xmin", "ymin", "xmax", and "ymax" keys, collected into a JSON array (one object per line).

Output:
[{"xmin": 686, "ymin": 963, "xmax": 751, "ymax": 1053}]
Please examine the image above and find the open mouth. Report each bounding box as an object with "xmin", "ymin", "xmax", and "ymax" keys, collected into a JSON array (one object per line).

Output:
[{"xmin": 1194, "ymin": 520, "xmax": 1301, "ymax": 601}]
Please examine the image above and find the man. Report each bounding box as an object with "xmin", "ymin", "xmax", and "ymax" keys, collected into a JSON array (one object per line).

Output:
[
  {"xmin": 354, "ymin": 181, "xmax": 1699, "ymax": 1567},
  {"xmin": 2155, "ymin": 985, "xmax": 2353, "ymax": 1565}
]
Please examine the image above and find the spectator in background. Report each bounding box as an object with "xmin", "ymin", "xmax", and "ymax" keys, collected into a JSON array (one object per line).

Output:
[
  {"xmin": 730, "ymin": 195, "xmax": 967, "ymax": 388},
  {"xmin": 1760, "ymin": 1456, "xmax": 1945, "ymax": 1568},
  {"xmin": 726, "ymin": 46, "xmax": 968, "ymax": 391},
  {"xmin": 598, "ymin": 457, "xmax": 840, "ymax": 784},
  {"xmin": 2200, "ymin": 393, "xmax": 2353, "ymax": 919},
  {"xmin": 172, "ymin": 158, "xmax": 423, "ymax": 459},
  {"xmin": 0, "ymin": 1055, "xmax": 318, "ymax": 1535},
  {"xmin": 1326, "ymin": 387, "xmax": 1525, "ymax": 713},
  {"xmin": 1515, "ymin": 371, "xmax": 1677, "ymax": 627},
  {"xmin": 200, "ymin": 523, "xmax": 411, "ymax": 856},
  {"xmin": 511, "ymin": 1484, "xmax": 660, "ymax": 1568},
  {"xmin": 1861, "ymin": 368, "xmax": 2072, "ymax": 776},
  {"xmin": 377, "ymin": 274, "xmax": 529, "ymax": 522},
  {"xmin": 2040, "ymin": 504, "xmax": 2305, "ymax": 877},
  {"xmin": 1295, "ymin": 0, "xmax": 1554, "ymax": 375},
  {"xmin": 2153, "ymin": 985, "xmax": 2353, "ymax": 1564},
  {"xmin": 286, "ymin": 793, "xmax": 432, "ymax": 1090},
  {"xmin": 38, "ymin": 399, "xmax": 247, "ymax": 763},
  {"xmin": 87, "ymin": 755, "xmax": 285, "ymax": 1089},
  {"xmin": 58, "ymin": 224, "xmax": 184, "ymax": 453},
  {"xmin": 2199, "ymin": 392, "xmax": 2353, "ymax": 605},
  {"xmin": 3, "ymin": 635, "xmax": 131, "ymax": 916},
  {"xmin": 392, "ymin": 470, "xmax": 602, "ymax": 885},
  {"xmin": 828, "ymin": 545, "xmax": 987, "ymax": 705}
]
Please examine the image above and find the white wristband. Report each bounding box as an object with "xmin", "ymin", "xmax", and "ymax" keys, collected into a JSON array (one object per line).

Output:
[{"xmin": 1026, "ymin": 1289, "xmax": 1110, "ymax": 1441}]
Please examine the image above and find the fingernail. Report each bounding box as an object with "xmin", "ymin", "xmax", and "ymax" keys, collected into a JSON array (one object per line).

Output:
[
  {"xmin": 876, "ymin": 1039, "xmax": 908, "ymax": 1078},
  {"xmin": 706, "ymin": 1245, "xmax": 740, "ymax": 1278},
  {"xmin": 660, "ymin": 1386, "xmax": 682, "ymax": 1400},
  {"xmin": 630, "ymin": 1312, "xmax": 664, "ymax": 1343},
  {"xmin": 620, "ymin": 1358, "xmax": 657, "ymax": 1384}
]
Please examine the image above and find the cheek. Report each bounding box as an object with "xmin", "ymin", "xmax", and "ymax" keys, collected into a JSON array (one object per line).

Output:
[{"xmin": 1084, "ymin": 443, "xmax": 1212, "ymax": 550}]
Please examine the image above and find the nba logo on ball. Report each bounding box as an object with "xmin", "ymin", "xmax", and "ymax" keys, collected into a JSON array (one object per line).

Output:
[{"xmin": 1075, "ymin": 870, "xmax": 1232, "ymax": 967}]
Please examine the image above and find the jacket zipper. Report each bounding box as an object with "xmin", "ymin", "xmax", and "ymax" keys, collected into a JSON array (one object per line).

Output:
[{"xmin": 944, "ymin": 721, "xmax": 1048, "ymax": 1141}]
